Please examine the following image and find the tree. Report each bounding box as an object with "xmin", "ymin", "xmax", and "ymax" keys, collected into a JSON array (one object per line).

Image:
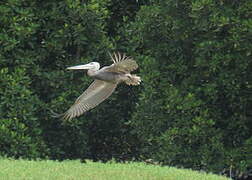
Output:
[{"xmin": 126, "ymin": 0, "xmax": 252, "ymax": 176}]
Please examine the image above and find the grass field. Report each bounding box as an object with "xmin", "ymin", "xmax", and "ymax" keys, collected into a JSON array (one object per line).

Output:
[{"xmin": 0, "ymin": 158, "xmax": 230, "ymax": 180}]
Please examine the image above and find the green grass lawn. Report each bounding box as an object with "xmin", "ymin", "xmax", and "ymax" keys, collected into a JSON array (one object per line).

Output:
[{"xmin": 0, "ymin": 158, "xmax": 230, "ymax": 180}]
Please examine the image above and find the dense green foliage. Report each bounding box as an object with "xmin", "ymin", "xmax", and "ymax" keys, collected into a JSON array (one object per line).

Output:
[
  {"xmin": 128, "ymin": 0, "xmax": 252, "ymax": 175},
  {"xmin": 0, "ymin": 0, "xmax": 251, "ymax": 179}
]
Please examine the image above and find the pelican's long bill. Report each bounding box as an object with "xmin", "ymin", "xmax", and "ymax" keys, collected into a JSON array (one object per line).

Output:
[{"xmin": 67, "ymin": 63, "xmax": 93, "ymax": 70}]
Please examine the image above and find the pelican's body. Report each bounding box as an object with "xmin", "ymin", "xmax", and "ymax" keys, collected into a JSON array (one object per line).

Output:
[
  {"xmin": 60, "ymin": 52, "xmax": 141, "ymax": 120},
  {"xmin": 89, "ymin": 70, "xmax": 121, "ymax": 83}
]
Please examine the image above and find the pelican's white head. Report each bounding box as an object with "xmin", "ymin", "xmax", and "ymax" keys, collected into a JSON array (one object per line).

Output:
[{"xmin": 67, "ymin": 62, "xmax": 100, "ymax": 71}]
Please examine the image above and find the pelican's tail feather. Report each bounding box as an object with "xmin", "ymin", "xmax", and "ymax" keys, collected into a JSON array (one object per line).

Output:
[{"xmin": 126, "ymin": 74, "xmax": 141, "ymax": 86}]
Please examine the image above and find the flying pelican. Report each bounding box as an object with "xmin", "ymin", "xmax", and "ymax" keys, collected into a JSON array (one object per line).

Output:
[{"xmin": 59, "ymin": 52, "xmax": 141, "ymax": 120}]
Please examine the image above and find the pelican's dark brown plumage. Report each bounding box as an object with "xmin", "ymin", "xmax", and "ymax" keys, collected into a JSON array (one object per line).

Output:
[{"xmin": 61, "ymin": 52, "xmax": 141, "ymax": 120}]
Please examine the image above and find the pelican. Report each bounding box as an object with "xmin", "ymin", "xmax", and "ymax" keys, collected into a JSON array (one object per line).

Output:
[{"xmin": 59, "ymin": 52, "xmax": 141, "ymax": 120}]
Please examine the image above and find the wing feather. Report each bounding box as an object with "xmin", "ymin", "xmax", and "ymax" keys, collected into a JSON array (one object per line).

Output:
[
  {"xmin": 63, "ymin": 80, "xmax": 117, "ymax": 120},
  {"xmin": 106, "ymin": 52, "xmax": 139, "ymax": 73}
]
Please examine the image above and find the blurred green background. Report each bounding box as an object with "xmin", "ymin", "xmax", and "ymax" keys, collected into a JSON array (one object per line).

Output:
[{"xmin": 0, "ymin": 0, "xmax": 251, "ymax": 179}]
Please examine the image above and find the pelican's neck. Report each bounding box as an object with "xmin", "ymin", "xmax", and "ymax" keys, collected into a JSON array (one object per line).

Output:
[{"xmin": 87, "ymin": 69, "xmax": 97, "ymax": 77}]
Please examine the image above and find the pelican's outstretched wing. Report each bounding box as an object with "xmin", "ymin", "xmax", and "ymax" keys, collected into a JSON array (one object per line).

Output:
[
  {"xmin": 63, "ymin": 80, "xmax": 117, "ymax": 120},
  {"xmin": 106, "ymin": 52, "xmax": 139, "ymax": 73}
]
